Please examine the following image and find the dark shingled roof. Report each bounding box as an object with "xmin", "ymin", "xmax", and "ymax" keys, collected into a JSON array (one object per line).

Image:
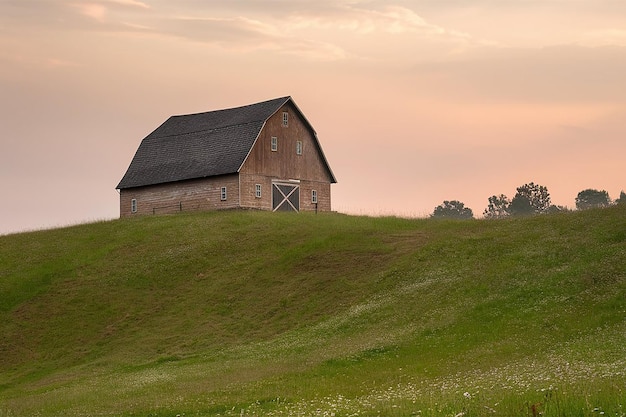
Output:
[{"xmin": 117, "ymin": 96, "xmax": 331, "ymax": 190}]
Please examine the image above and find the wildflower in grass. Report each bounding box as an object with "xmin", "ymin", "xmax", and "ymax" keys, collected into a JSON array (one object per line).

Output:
[{"xmin": 463, "ymin": 392, "xmax": 471, "ymax": 399}]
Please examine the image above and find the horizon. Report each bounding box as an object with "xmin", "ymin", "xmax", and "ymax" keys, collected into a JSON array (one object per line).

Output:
[{"xmin": 1, "ymin": 1, "xmax": 625, "ymax": 235}]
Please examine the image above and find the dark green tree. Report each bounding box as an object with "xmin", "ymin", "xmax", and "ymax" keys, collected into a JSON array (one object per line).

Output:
[
  {"xmin": 483, "ymin": 194, "xmax": 511, "ymax": 219},
  {"xmin": 509, "ymin": 194, "xmax": 534, "ymax": 216},
  {"xmin": 509, "ymin": 182, "xmax": 551, "ymax": 216},
  {"xmin": 615, "ymin": 191, "xmax": 626, "ymax": 205},
  {"xmin": 431, "ymin": 200, "xmax": 474, "ymax": 219},
  {"xmin": 575, "ymin": 189, "xmax": 611, "ymax": 210}
]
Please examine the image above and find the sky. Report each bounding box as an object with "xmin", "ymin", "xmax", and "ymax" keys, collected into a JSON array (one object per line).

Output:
[{"xmin": 1, "ymin": 0, "xmax": 625, "ymax": 234}]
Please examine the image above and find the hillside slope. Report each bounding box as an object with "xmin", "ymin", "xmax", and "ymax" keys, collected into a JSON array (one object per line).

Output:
[{"xmin": 1, "ymin": 207, "xmax": 625, "ymax": 416}]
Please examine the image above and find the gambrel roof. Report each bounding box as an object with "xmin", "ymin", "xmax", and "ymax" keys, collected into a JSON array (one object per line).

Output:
[{"xmin": 116, "ymin": 96, "xmax": 336, "ymax": 190}]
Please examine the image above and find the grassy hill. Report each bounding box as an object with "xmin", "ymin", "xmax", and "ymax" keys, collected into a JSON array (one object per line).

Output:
[{"xmin": 0, "ymin": 207, "xmax": 624, "ymax": 416}]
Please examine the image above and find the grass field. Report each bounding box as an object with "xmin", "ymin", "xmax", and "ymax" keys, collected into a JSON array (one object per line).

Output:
[{"xmin": 0, "ymin": 206, "xmax": 624, "ymax": 416}]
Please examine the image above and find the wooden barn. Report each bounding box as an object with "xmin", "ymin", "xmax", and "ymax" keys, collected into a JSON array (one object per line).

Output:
[{"xmin": 116, "ymin": 96, "xmax": 336, "ymax": 216}]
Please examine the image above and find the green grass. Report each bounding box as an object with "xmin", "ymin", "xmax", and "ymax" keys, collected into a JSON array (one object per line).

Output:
[{"xmin": 0, "ymin": 206, "xmax": 624, "ymax": 416}]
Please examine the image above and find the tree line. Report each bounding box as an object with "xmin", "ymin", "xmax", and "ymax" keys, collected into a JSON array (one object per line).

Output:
[{"xmin": 431, "ymin": 183, "xmax": 626, "ymax": 219}]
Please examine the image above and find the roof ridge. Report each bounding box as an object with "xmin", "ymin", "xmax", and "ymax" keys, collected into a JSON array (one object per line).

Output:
[{"xmin": 171, "ymin": 96, "xmax": 291, "ymax": 118}]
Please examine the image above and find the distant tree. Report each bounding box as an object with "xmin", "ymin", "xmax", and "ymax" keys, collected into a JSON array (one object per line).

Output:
[
  {"xmin": 431, "ymin": 200, "xmax": 474, "ymax": 219},
  {"xmin": 509, "ymin": 194, "xmax": 534, "ymax": 216},
  {"xmin": 547, "ymin": 205, "xmax": 570, "ymax": 214},
  {"xmin": 509, "ymin": 182, "xmax": 551, "ymax": 216},
  {"xmin": 575, "ymin": 189, "xmax": 611, "ymax": 210},
  {"xmin": 615, "ymin": 191, "xmax": 626, "ymax": 205},
  {"xmin": 483, "ymin": 194, "xmax": 511, "ymax": 219}
]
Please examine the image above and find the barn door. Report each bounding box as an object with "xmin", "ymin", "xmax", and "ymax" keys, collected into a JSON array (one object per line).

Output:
[{"xmin": 272, "ymin": 182, "xmax": 300, "ymax": 212}]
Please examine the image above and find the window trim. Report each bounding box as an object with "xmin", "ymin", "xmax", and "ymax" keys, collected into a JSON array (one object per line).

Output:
[
  {"xmin": 131, "ymin": 198, "xmax": 137, "ymax": 213},
  {"xmin": 271, "ymin": 136, "xmax": 278, "ymax": 152},
  {"xmin": 220, "ymin": 186, "xmax": 227, "ymax": 201},
  {"xmin": 282, "ymin": 111, "xmax": 288, "ymax": 127},
  {"xmin": 296, "ymin": 140, "xmax": 303, "ymax": 155},
  {"xmin": 312, "ymin": 190, "xmax": 318, "ymax": 204},
  {"xmin": 255, "ymin": 184, "xmax": 262, "ymax": 198}
]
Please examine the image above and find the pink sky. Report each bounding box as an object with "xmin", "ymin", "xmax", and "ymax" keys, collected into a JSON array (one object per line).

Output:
[{"xmin": 1, "ymin": 1, "xmax": 625, "ymax": 234}]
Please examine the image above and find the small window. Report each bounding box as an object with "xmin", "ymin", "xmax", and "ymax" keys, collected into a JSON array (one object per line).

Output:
[
  {"xmin": 312, "ymin": 190, "xmax": 318, "ymax": 204},
  {"xmin": 271, "ymin": 136, "xmax": 278, "ymax": 152},
  {"xmin": 282, "ymin": 111, "xmax": 288, "ymax": 127},
  {"xmin": 221, "ymin": 187, "xmax": 227, "ymax": 201},
  {"xmin": 131, "ymin": 198, "xmax": 137, "ymax": 213},
  {"xmin": 296, "ymin": 140, "xmax": 303, "ymax": 155},
  {"xmin": 255, "ymin": 184, "xmax": 262, "ymax": 198}
]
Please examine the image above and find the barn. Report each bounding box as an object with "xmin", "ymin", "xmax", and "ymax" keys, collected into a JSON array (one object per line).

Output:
[{"xmin": 116, "ymin": 96, "xmax": 336, "ymax": 216}]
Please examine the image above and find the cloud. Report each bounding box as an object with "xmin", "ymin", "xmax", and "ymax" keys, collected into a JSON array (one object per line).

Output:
[
  {"xmin": 287, "ymin": 5, "xmax": 422, "ymax": 34},
  {"xmin": 74, "ymin": 3, "xmax": 108, "ymax": 21},
  {"xmin": 70, "ymin": 0, "xmax": 150, "ymax": 21},
  {"xmin": 0, "ymin": 1, "xmax": 152, "ymax": 32},
  {"xmin": 156, "ymin": 15, "xmax": 349, "ymax": 61},
  {"xmin": 162, "ymin": 15, "xmax": 279, "ymax": 44},
  {"xmin": 107, "ymin": 0, "xmax": 150, "ymax": 9},
  {"xmin": 0, "ymin": 1, "xmax": 479, "ymax": 62},
  {"xmin": 285, "ymin": 4, "xmax": 475, "ymax": 43},
  {"xmin": 144, "ymin": 3, "xmax": 479, "ymax": 61}
]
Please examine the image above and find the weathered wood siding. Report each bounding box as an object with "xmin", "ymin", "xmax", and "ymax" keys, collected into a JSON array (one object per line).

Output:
[
  {"xmin": 299, "ymin": 180, "xmax": 331, "ymax": 212},
  {"xmin": 239, "ymin": 173, "xmax": 273, "ymax": 211},
  {"xmin": 119, "ymin": 175, "xmax": 239, "ymax": 217},
  {"xmin": 239, "ymin": 102, "xmax": 333, "ymax": 211}
]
